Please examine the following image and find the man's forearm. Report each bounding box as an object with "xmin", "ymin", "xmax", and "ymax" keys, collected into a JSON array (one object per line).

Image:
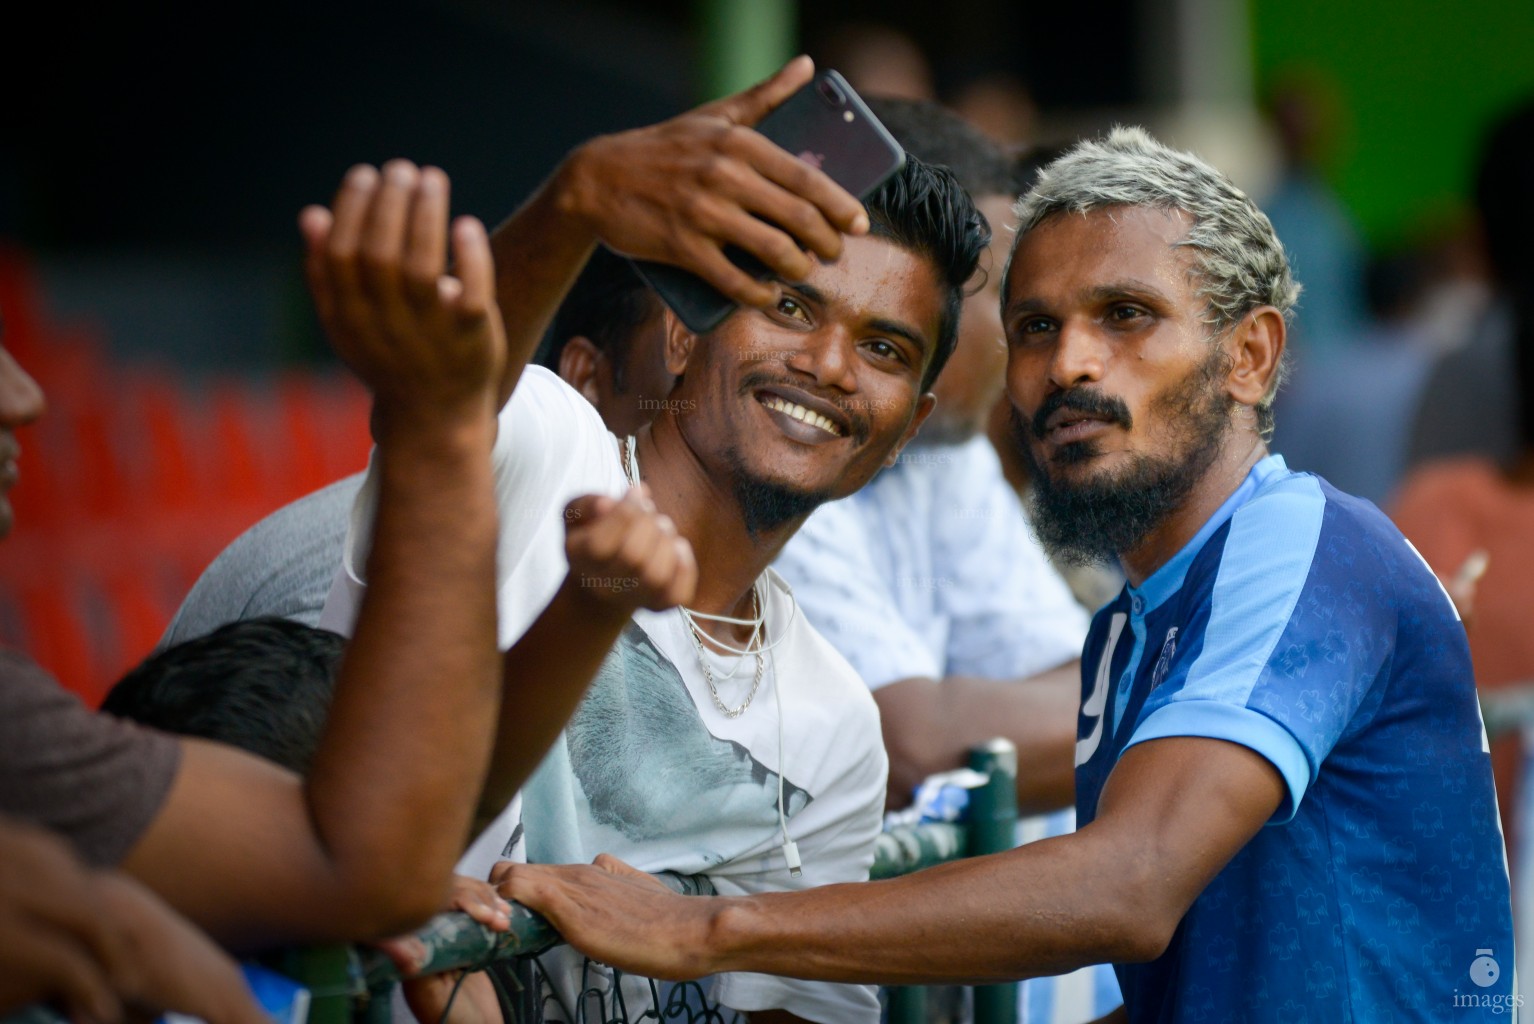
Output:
[
  {"xmin": 704, "ymin": 835, "xmax": 1154, "ymax": 985},
  {"xmin": 307, "ymin": 413, "xmax": 503, "ymax": 922},
  {"xmin": 688, "ymin": 738, "xmax": 1279, "ymax": 985},
  {"xmin": 488, "ymin": 161, "xmax": 600, "ymax": 401},
  {"xmin": 475, "ymin": 579, "xmax": 630, "ymax": 833}
]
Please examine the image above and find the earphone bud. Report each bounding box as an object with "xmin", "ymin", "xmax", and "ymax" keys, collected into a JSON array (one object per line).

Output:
[
  {"xmin": 782, "ymin": 839, "xmax": 802, "ymax": 877},
  {"xmin": 770, "ymin": 625, "xmax": 803, "ymax": 879}
]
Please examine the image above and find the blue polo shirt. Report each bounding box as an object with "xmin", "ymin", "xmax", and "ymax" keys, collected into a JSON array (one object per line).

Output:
[{"xmin": 1076, "ymin": 454, "xmax": 1516, "ymax": 1021}]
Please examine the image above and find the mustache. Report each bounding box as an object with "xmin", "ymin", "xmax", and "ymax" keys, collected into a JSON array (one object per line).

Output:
[
  {"xmin": 736, "ymin": 370, "xmax": 873, "ymax": 444},
  {"xmin": 1031, "ymin": 388, "xmax": 1133, "ymax": 440}
]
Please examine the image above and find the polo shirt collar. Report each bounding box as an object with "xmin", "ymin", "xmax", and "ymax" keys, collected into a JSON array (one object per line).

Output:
[{"xmin": 1128, "ymin": 453, "xmax": 1288, "ymax": 615}]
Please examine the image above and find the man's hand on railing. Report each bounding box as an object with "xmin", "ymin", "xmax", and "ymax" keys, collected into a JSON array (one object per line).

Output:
[
  {"xmin": 489, "ymin": 854, "xmax": 720, "ymax": 982},
  {"xmin": 355, "ymin": 867, "xmax": 719, "ymax": 993},
  {"xmin": 375, "ymin": 876, "xmax": 513, "ymax": 1024}
]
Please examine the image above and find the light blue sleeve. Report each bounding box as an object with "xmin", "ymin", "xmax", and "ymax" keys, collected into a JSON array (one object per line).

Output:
[{"xmin": 1126, "ymin": 477, "xmax": 1388, "ymax": 822}]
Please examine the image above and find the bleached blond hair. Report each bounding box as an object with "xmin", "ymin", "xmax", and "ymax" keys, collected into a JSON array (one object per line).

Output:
[{"xmin": 1007, "ymin": 126, "xmax": 1300, "ymax": 438}]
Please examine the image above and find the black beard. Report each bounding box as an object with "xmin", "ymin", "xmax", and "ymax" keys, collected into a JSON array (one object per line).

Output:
[
  {"xmin": 728, "ymin": 467, "xmax": 830, "ymax": 538},
  {"xmin": 1021, "ymin": 350, "xmax": 1234, "ymax": 568}
]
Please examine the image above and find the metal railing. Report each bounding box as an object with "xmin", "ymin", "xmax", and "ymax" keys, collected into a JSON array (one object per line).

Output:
[
  {"xmin": 267, "ymin": 872, "xmax": 723, "ymax": 1024},
  {"xmin": 4, "ymin": 741, "xmax": 1021, "ymax": 1024},
  {"xmin": 881, "ymin": 740, "xmax": 1018, "ymax": 1024}
]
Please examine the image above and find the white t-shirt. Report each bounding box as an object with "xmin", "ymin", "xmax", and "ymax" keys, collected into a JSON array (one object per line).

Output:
[
  {"xmin": 320, "ymin": 367, "xmax": 885, "ymax": 1023},
  {"xmin": 773, "ymin": 435, "xmax": 1089, "ymax": 689}
]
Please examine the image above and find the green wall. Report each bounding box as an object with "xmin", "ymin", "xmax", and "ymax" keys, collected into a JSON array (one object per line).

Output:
[{"xmin": 1250, "ymin": 0, "xmax": 1534, "ymax": 245}]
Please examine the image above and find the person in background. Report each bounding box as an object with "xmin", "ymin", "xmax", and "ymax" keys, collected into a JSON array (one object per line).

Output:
[
  {"xmin": 1258, "ymin": 70, "xmax": 1368, "ymax": 354},
  {"xmin": 1391, "ymin": 95, "xmax": 1534, "ymax": 993},
  {"xmin": 537, "ymin": 245, "xmax": 675, "ymax": 438},
  {"xmin": 158, "ymin": 473, "xmax": 360, "ymax": 646},
  {"xmin": 814, "ymin": 22, "xmax": 936, "ymax": 103},
  {"xmin": 107, "ymin": 618, "xmax": 344, "ymax": 774}
]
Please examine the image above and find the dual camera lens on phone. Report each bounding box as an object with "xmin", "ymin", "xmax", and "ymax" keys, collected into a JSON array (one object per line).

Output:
[{"xmin": 816, "ymin": 79, "xmax": 847, "ymax": 107}]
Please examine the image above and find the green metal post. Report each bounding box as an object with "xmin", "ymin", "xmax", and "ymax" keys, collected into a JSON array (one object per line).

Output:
[
  {"xmin": 695, "ymin": 0, "xmax": 796, "ymax": 102},
  {"xmin": 887, "ymin": 984, "xmax": 926, "ymax": 1024},
  {"xmin": 356, "ymin": 983, "xmax": 395, "ymax": 1024},
  {"xmin": 968, "ymin": 739, "xmax": 1020, "ymax": 1024},
  {"xmin": 271, "ymin": 944, "xmax": 362, "ymax": 1024}
]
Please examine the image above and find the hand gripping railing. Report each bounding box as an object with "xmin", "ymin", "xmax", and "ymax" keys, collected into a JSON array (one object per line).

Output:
[
  {"xmin": 266, "ymin": 872, "xmax": 719, "ymax": 1024},
  {"xmin": 3, "ymin": 742, "xmax": 1020, "ymax": 1024}
]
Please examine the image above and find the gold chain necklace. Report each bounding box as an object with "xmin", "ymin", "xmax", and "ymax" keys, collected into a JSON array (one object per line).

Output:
[{"xmin": 685, "ymin": 586, "xmax": 765, "ymax": 718}]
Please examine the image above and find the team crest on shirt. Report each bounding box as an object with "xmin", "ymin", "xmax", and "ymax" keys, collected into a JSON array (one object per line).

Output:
[{"xmin": 1150, "ymin": 627, "xmax": 1179, "ymax": 689}]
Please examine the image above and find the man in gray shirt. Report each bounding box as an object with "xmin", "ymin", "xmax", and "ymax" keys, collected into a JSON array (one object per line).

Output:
[{"xmin": 159, "ymin": 473, "xmax": 360, "ymax": 646}]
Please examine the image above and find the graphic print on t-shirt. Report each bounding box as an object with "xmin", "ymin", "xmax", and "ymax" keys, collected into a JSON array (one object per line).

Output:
[{"xmin": 565, "ymin": 622, "xmax": 811, "ymax": 864}]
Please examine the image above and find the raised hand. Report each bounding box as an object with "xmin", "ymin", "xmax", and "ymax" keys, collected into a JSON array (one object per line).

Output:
[
  {"xmin": 563, "ymin": 485, "xmax": 698, "ymax": 613},
  {"xmin": 555, "ymin": 56, "xmax": 869, "ymax": 308},
  {"xmin": 300, "ymin": 160, "xmax": 508, "ymax": 436}
]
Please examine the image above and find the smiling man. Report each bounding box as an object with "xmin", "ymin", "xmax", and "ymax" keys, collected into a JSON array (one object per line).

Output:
[
  {"xmin": 318, "ymin": 59, "xmax": 986, "ymax": 1024},
  {"xmin": 497, "ymin": 126, "xmax": 1516, "ymax": 1022}
]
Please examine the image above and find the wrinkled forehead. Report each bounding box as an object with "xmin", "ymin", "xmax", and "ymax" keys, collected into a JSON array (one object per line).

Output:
[{"xmin": 1001, "ymin": 205, "xmax": 1199, "ymax": 311}]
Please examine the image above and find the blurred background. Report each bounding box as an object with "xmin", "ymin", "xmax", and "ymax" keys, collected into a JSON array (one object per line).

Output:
[{"xmin": 2, "ymin": 0, "xmax": 1532, "ymax": 698}]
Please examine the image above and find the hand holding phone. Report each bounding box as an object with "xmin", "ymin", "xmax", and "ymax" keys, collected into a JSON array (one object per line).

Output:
[
  {"xmin": 556, "ymin": 57, "xmax": 871, "ymax": 313},
  {"xmin": 632, "ymin": 70, "xmax": 906, "ymax": 333}
]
